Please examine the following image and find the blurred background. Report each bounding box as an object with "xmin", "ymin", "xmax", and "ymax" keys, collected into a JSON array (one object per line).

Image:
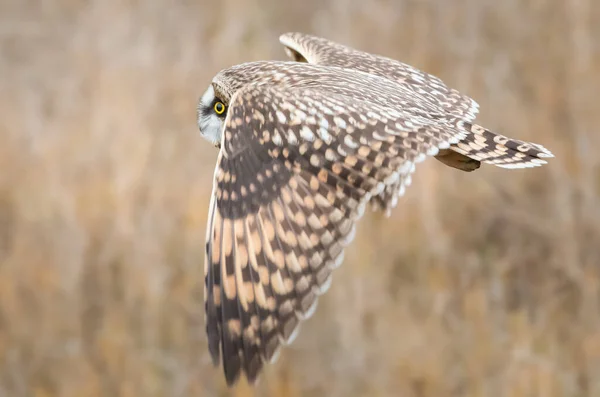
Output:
[{"xmin": 1, "ymin": 0, "xmax": 599, "ymax": 396}]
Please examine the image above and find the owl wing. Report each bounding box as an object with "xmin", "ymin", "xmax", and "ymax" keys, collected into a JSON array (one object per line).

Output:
[
  {"xmin": 279, "ymin": 32, "xmax": 479, "ymax": 122},
  {"xmin": 279, "ymin": 32, "xmax": 554, "ymax": 170},
  {"xmin": 204, "ymin": 82, "xmax": 468, "ymax": 386}
]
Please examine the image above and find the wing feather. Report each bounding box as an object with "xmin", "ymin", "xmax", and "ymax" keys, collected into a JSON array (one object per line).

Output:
[
  {"xmin": 205, "ymin": 82, "xmax": 470, "ymax": 385},
  {"xmin": 279, "ymin": 32, "xmax": 479, "ymax": 121},
  {"xmin": 204, "ymin": 178, "xmax": 221, "ymax": 364},
  {"xmin": 278, "ymin": 32, "xmax": 554, "ymax": 170}
]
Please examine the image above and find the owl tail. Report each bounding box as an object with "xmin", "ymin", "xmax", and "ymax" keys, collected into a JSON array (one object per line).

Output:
[{"xmin": 440, "ymin": 121, "xmax": 554, "ymax": 171}]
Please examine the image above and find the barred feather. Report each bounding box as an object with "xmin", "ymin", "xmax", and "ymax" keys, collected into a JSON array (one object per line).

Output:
[{"xmin": 452, "ymin": 121, "xmax": 554, "ymax": 168}]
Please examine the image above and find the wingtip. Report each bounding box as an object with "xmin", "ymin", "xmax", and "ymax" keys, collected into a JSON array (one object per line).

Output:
[
  {"xmin": 278, "ymin": 32, "xmax": 289, "ymax": 43},
  {"xmin": 279, "ymin": 31, "xmax": 299, "ymax": 44},
  {"xmin": 536, "ymin": 149, "xmax": 555, "ymax": 158},
  {"xmin": 279, "ymin": 31, "xmax": 320, "ymax": 46},
  {"xmin": 493, "ymin": 159, "xmax": 547, "ymax": 169},
  {"xmin": 279, "ymin": 33, "xmax": 311, "ymax": 62},
  {"xmin": 223, "ymin": 361, "xmax": 243, "ymax": 387},
  {"xmin": 209, "ymin": 350, "xmax": 220, "ymax": 366}
]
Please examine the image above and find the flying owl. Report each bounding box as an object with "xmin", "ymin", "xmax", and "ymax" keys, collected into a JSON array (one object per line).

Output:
[{"xmin": 196, "ymin": 32, "xmax": 554, "ymax": 386}]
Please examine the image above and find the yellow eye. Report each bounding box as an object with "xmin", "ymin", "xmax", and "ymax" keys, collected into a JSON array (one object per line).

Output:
[{"xmin": 214, "ymin": 101, "xmax": 226, "ymax": 115}]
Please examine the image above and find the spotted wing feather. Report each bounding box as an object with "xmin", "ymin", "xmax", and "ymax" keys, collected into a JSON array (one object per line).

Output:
[
  {"xmin": 279, "ymin": 32, "xmax": 554, "ymax": 170},
  {"xmin": 450, "ymin": 121, "xmax": 554, "ymax": 168},
  {"xmin": 279, "ymin": 32, "xmax": 478, "ymax": 122},
  {"xmin": 204, "ymin": 83, "xmax": 467, "ymax": 385}
]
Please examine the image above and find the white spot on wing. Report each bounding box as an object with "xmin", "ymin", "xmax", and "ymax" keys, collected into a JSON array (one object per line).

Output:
[
  {"xmin": 287, "ymin": 129, "xmax": 298, "ymax": 145},
  {"xmin": 319, "ymin": 117, "xmax": 329, "ymax": 130},
  {"xmin": 294, "ymin": 109, "xmax": 307, "ymax": 121},
  {"xmin": 344, "ymin": 135, "xmax": 359, "ymax": 149},
  {"xmin": 300, "ymin": 125, "xmax": 316, "ymax": 141},
  {"xmin": 334, "ymin": 116, "xmax": 347, "ymax": 129},
  {"xmin": 427, "ymin": 146, "xmax": 440, "ymax": 156},
  {"xmin": 276, "ymin": 111, "xmax": 287, "ymax": 124},
  {"xmin": 272, "ymin": 131, "xmax": 283, "ymax": 146},
  {"xmin": 318, "ymin": 127, "xmax": 333, "ymax": 144},
  {"xmin": 317, "ymin": 275, "xmax": 333, "ymax": 294}
]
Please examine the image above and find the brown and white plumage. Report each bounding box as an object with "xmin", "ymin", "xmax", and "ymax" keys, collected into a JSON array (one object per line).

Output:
[
  {"xmin": 196, "ymin": 32, "xmax": 554, "ymax": 386},
  {"xmin": 279, "ymin": 32, "xmax": 554, "ymax": 171}
]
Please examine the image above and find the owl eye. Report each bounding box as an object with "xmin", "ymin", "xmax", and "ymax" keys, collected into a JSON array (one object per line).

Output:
[{"xmin": 214, "ymin": 101, "xmax": 226, "ymax": 115}]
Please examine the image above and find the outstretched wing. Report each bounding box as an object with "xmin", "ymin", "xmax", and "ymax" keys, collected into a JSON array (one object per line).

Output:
[
  {"xmin": 204, "ymin": 83, "xmax": 467, "ymax": 386},
  {"xmin": 279, "ymin": 32, "xmax": 554, "ymax": 170},
  {"xmin": 279, "ymin": 32, "xmax": 479, "ymax": 122}
]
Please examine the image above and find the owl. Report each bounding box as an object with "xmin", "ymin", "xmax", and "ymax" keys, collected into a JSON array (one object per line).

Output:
[{"xmin": 196, "ymin": 32, "xmax": 554, "ymax": 386}]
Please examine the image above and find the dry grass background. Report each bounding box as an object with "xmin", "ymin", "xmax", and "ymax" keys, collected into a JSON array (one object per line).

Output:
[{"xmin": 1, "ymin": 0, "xmax": 599, "ymax": 396}]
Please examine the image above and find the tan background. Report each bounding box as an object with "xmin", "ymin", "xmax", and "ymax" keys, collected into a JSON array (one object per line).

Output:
[{"xmin": 1, "ymin": 0, "xmax": 599, "ymax": 396}]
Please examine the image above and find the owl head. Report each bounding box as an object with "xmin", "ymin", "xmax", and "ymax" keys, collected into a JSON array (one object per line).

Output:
[{"xmin": 197, "ymin": 84, "xmax": 227, "ymax": 148}]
